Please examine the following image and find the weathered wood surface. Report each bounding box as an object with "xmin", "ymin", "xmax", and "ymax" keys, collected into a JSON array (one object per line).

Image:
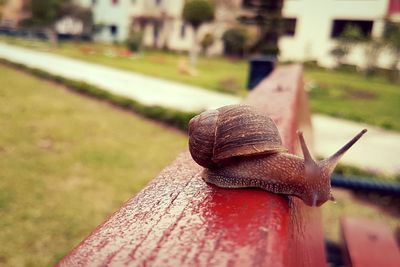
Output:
[
  {"xmin": 57, "ymin": 64, "xmax": 325, "ymax": 267},
  {"xmin": 341, "ymin": 217, "xmax": 400, "ymax": 267}
]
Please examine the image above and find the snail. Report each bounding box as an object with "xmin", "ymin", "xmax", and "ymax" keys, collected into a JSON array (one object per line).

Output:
[{"xmin": 188, "ymin": 104, "xmax": 367, "ymax": 206}]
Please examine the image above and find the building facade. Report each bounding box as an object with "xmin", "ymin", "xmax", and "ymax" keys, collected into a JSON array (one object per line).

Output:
[
  {"xmin": 3, "ymin": 0, "xmax": 397, "ymax": 69},
  {"xmin": 281, "ymin": 0, "xmax": 399, "ymax": 68},
  {"xmin": 0, "ymin": 0, "xmax": 29, "ymax": 28},
  {"xmin": 81, "ymin": 0, "xmax": 242, "ymax": 56},
  {"xmin": 1, "ymin": 0, "xmax": 91, "ymax": 36},
  {"xmin": 83, "ymin": 0, "xmax": 399, "ymax": 69}
]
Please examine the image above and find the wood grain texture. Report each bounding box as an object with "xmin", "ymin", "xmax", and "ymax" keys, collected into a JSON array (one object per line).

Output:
[
  {"xmin": 57, "ymin": 64, "xmax": 325, "ymax": 267},
  {"xmin": 341, "ymin": 217, "xmax": 400, "ymax": 267}
]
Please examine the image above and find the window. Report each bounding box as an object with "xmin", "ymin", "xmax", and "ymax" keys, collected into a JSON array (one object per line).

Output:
[
  {"xmin": 242, "ymin": 0, "xmax": 283, "ymax": 11},
  {"xmin": 283, "ymin": 18, "xmax": 296, "ymax": 36},
  {"xmin": 180, "ymin": 23, "xmax": 186, "ymax": 38},
  {"xmin": 110, "ymin": 25, "xmax": 118, "ymax": 36},
  {"xmin": 331, "ymin": 19, "xmax": 373, "ymax": 38}
]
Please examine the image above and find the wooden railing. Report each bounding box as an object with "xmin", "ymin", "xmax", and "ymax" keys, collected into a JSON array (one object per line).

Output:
[{"xmin": 57, "ymin": 64, "xmax": 325, "ymax": 267}]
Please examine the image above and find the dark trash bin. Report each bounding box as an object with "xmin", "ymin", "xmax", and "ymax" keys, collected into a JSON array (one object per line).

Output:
[{"xmin": 247, "ymin": 56, "xmax": 276, "ymax": 90}]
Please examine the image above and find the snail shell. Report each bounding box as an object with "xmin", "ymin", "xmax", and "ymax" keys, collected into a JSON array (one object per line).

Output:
[{"xmin": 188, "ymin": 105, "xmax": 287, "ymax": 168}]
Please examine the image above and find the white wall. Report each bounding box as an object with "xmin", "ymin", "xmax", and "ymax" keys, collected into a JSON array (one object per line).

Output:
[
  {"xmin": 80, "ymin": 0, "xmax": 397, "ymax": 69},
  {"xmin": 280, "ymin": 0, "xmax": 392, "ymax": 68},
  {"xmin": 79, "ymin": 0, "xmax": 136, "ymax": 42},
  {"xmin": 141, "ymin": 0, "xmax": 242, "ymax": 54},
  {"xmin": 165, "ymin": 20, "xmax": 194, "ymax": 50}
]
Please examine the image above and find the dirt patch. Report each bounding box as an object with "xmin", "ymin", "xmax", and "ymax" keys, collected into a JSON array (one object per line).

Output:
[
  {"xmin": 316, "ymin": 82, "xmax": 330, "ymax": 90},
  {"xmin": 148, "ymin": 55, "xmax": 167, "ymax": 64},
  {"xmin": 218, "ymin": 77, "xmax": 240, "ymax": 93},
  {"xmin": 343, "ymin": 86, "xmax": 377, "ymax": 100}
]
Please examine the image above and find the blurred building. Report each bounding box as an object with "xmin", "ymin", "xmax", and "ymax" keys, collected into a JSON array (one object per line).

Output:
[
  {"xmin": 0, "ymin": 0, "xmax": 90, "ymax": 37},
  {"xmin": 1, "ymin": 0, "xmax": 398, "ymax": 70},
  {"xmin": 281, "ymin": 0, "xmax": 400, "ymax": 69},
  {"xmin": 0, "ymin": 0, "xmax": 29, "ymax": 28},
  {"xmin": 79, "ymin": 0, "xmax": 242, "ymax": 56},
  {"xmin": 81, "ymin": 0, "xmax": 399, "ymax": 69}
]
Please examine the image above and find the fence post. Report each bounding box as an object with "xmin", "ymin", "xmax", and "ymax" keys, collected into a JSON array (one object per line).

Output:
[{"xmin": 57, "ymin": 64, "xmax": 325, "ymax": 267}]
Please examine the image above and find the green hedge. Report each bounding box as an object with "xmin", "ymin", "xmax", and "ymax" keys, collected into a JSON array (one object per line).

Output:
[{"xmin": 0, "ymin": 59, "xmax": 198, "ymax": 131}]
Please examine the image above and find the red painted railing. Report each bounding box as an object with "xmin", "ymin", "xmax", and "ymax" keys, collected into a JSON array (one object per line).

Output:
[
  {"xmin": 388, "ymin": 0, "xmax": 400, "ymax": 16},
  {"xmin": 57, "ymin": 64, "xmax": 325, "ymax": 267}
]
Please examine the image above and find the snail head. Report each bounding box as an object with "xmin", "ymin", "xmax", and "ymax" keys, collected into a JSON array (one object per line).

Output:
[{"xmin": 297, "ymin": 129, "xmax": 367, "ymax": 206}]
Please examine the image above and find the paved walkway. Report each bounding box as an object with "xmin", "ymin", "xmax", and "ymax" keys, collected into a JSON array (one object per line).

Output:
[
  {"xmin": 313, "ymin": 115, "xmax": 400, "ymax": 175},
  {"xmin": 1, "ymin": 43, "xmax": 399, "ymax": 175},
  {"xmin": 0, "ymin": 43, "xmax": 240, "ymax": 112}
]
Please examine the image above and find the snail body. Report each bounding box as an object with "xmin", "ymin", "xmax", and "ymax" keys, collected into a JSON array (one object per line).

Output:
[{"xmin": 188, "ymin": 104, "xmax": 367, "ymax": 206}]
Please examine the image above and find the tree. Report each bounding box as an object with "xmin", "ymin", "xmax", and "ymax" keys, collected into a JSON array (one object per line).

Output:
[
  {"xmin": 58, "ymin": 1, "xmax": 93, "ymax": 37},
  {"xmin": 383, "ymin": 19, "xmax": 400, "ymax": 82},
  {"xmin": 332, "ymin": 24, "xmax": 384, "ymax": 76},
  {"xmin": 363, "ymin": 37, "xmax": 384, "ymax": 77},
  {"xmin": 238, "ymin": 0, "xmax": 284, "ymax": 56},
  {"xmin": 182, "ymin": 0, "xmax": 214, "ymax": 66},
  {"xmin": 330, "ymin": 46, "xmax": 349, "ymax": 67},
  {"xmin": 200, "ymin": 32, "xmax": 214, "ymax": 55},
  {"xmin": 339, "ymin": 24, "xmax": 366, "ymax": 43},
  {"xmin": 222, "ymin": 28, "xmax": 248, "ymax": 57},
  {"xmin": 21, "ymin": 0, "xmax": 62, "ymax": 44},
  {"xmin": 331, "ymin": 24, "xmax": 365, "ymax": 68},
  {"xmin": 22, "ymin": 0, "xmax": 92, "ymax": 45},
  {"xmin": 0, "ymin": 0, "xmax": 6, "ymax": 20},
  {"xmin": 126, "ymin": 30, "xmax": 143, "ymax": 52}
]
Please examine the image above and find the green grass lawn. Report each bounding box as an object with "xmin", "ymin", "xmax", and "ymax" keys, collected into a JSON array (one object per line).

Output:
[
  {"xmin": 0, "ymin": 64, "xmax": 187, "ymax": 266},
  {"xmin": 306, "ymin": 68, "xmax": 400, "ymax": 130},
  {"xmin": 1, "ymin": 37, "xmax": 399, "ymax": 131}
]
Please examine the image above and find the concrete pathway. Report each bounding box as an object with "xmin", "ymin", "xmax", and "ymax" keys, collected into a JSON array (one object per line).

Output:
[
  {"xmin": 0, "ymin": 43, "xmax": 240, "ymax": 112},
  {"xmin": 313, "ymin": 115, "xmax": 400, "ymax": 175},
  {"xmin": 1, "ymin": 43, "xmax": 399, "ymax": 175}
]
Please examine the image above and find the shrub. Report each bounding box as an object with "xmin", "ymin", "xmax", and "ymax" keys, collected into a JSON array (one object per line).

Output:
[
  {"xmin": 383, "ymin": 20, "xmax": 400, "ymax": 83},
  {"xmin": 182, "ymin": 0, "xmax": 214, "ymax": 30},
  {"xmin": 200, "ymin": 32, "xmax": 214, "ymax": 54},
  {"xmin": 182, "ymin": 0, "xmax": 215, "ymax": 66},
  {"xmin": 222, "ymin": 28, "xmax": 248, "ymax": 57},
  {"xmin": 126, "ymin": 30, "xmax": 143, "ymax": 52}
]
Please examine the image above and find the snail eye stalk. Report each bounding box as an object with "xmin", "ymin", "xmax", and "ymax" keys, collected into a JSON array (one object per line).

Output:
[
  {"xmin": 321, "ymin": 129, "xmax": 367, "ymax": 174},
  {"xmin": 297, "ymin": 131, "xmax": 316, "ymax": 166}
]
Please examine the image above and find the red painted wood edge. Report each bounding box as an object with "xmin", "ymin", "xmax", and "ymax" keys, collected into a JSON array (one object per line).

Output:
[
  {"xmin": 388, "ymin": 0, "xmax": 400, "ymax": 16},
  {"xmin": 340, "ymin": 217, "xmax": 400, "ymax": 267},
  {"xmin": 57, "ymin": 64, "xmax": 325, "ymax": 267}
]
